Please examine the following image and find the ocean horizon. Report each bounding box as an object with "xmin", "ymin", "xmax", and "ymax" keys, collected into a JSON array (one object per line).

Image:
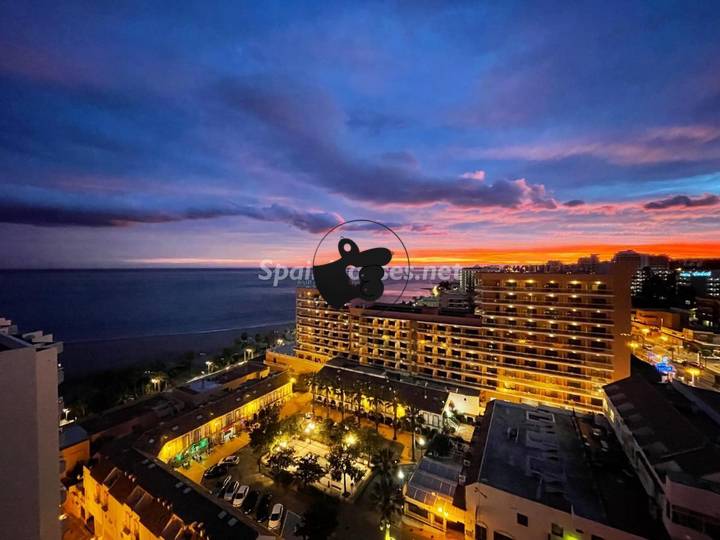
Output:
[{"xmin": 0, "ymin": 268, "xmax": 434, "ymax": 377}]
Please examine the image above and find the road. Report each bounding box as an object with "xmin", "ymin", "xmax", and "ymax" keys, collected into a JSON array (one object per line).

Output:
[{"xmin": 631, "ymin": 333, "xmax": 720, "ymax": 391}]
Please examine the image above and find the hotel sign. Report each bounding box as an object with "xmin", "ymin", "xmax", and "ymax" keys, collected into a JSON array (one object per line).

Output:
[{"xmin": 680, "ymin": 271, "xmax": 712, "ymax": 278}]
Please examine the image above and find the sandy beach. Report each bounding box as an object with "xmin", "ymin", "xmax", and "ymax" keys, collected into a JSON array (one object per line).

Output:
[{"xmin": 61, "ymin": 321, "xmax": 294, "ymax": 379}]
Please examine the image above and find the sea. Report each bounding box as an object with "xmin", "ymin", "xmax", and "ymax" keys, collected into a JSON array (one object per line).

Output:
[{"xmin": 0, "ymin": 269, "xmax": 435, "ymax": 377}]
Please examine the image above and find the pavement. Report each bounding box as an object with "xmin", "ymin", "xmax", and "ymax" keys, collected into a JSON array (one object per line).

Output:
[{"xmin": 182, "ymin": 389, "xmax": 431, "ymax": 540}]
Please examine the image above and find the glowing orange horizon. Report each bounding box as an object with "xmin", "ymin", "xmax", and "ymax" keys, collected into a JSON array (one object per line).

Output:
[{"xmin": 406, "ymin": 242, "xmax": 720, "ymax": 265}]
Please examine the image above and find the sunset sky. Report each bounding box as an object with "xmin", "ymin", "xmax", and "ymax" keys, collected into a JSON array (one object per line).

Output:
[{"xmin": 2, "ymin": 2, "xmax": 720, "ymax": 267}]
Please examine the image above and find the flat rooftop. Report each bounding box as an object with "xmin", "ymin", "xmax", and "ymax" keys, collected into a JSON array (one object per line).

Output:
[
  {"xmin": 177, "ymin": 361, "xmax": 267, "ymax": 395},
  {"xmin": 475, "ymin": 400, "xmax": 652, "ymax": 536},
  {"xmin": 80, "ymin": 394, "xmax": 180, "ymax": 436}
]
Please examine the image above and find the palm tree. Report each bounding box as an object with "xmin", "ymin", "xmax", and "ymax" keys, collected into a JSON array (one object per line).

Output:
[
  {"xmin": 308, "ymin": 373, "xmax": 318, "ymax": 416},
  {"xmin": 327, "ymin": 444, "xmax": 362, "ymax": 496},
  {"xmin": 390, "ymin": 390, "xmax": 400, "ymax": 441},
  {"xmin": 368, "ymin": 394, "xmax": 383, "ymax": 433},
  {"xmin": 404, "ymin": 403, "xmax": 425, "ymax": 461},
  {"xmin": 370, "ymin": 477, "xmax": 404, "ymax": 540},
  {"xmin": 370, "ymin": 448, "xmax": 398, "ymax": 482},
  {"xmin": 352, "ymin": 381, "xmax": 364, "ymax": 426},
  {"xmin": 334, "ymin": 376, "xmax": 347, "ymax": 421}
]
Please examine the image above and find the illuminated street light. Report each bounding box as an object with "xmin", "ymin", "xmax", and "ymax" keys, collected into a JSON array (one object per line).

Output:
[
  {"xmin": 397, "ymin": 469, "xmax": 405, "ymax": 480},
  {"xmin": 417, "ymin": 436, "xmax": 426, "ymax": 447},
  {"xmin": 344, "ymin": 433, "xmax": 357, "ymax": 446},
  {"xmin": 687, "ymin": 367, "xmax": 701, "ymax": 385},
  {"xmin": 205, "ymin": 360, "xmax": 214, "ymax": 372},
  {"xmin": 62, "ymin": 407, "xmax": 70, "ymax": 422}
]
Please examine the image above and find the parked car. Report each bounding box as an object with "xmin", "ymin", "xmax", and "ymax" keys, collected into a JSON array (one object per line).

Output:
[
  {"xmin": 223, "ymin": 480, "xmax": 239, "ymax": 501},
  {"xmin": 219, "ymin": 455, "xmax": 240, "ymax": 466},
  {"xmin": 255, "ymin": 493, "xmax": 273, "ymax": 522},
  {"xmin": 202, "ymin": 463, "xmax": 228, "ymax": 480},
  {"xmin": 232, "ymin": 485, "xmax": 249, "ymax": 508},
  {"xmin": 214, "ymin": 475, "xmax": 232, "ymax": 496},
  {"xmin": 241, "ymin": 490, "xmax": 259, "ymax": 514},
  {"xmin": 268, "ymin": 503, "xmax": 284, "ymax": 530}
]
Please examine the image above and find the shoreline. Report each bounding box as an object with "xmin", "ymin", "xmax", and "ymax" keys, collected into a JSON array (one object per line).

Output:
[{"xmin": 61, "ymin": 321, "xmax": 294, "ymax": 379}]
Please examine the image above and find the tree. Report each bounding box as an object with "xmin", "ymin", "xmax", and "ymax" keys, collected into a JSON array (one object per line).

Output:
[
  {"xmin": 390, "ymin": 390, "xmax": 400, "ymax": 441},
  {"xmin": 267, "ymin": 446, "xmax": 296, "ymax": 477},
  {"xmin": 370, "ymin": 448, "xmax": 398, "ymax": 482},
  {"xmin": 404, "ymin": 403, "xmax": 425, "ymax": 461},
  {"xmin": 352, "ymin": 381, "xmax": 365, "ymax": 426},
  {"xmin": 309, "ymin": 373, "xmax": 319, "ymax": 416},
  {"xmin": 335, "ymin": 376, "xmax": 347, "ymax": 421},
  {"xmin": 249, "ymin": 404, "xmax": 282, "ymax": 467},
  {"xmin": 370, "ymin": 477, "xmax": 404, "ymax": 540},
  {"xmin": 294, "ymin": 499, "xmax": 339, "ymax": 540},
  {"xmin": 368, "ymin": 394, "xmax": 383, "ymax": 433},
  {"xmin": 327, "ymin": 444, "xmax": 363, "ymax": 496},
  {"xmin": 294, "ymin": 453, "xmax": 325, "ymax": 488}
]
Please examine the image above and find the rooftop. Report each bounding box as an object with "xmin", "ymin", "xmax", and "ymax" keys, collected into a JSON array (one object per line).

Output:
[
  {"xmin": 474, "ymin": 400, "xmax": 652, "ymax": 536},
  {"xmin": 316, "ymin": 357, "xmax": 461, "ymax": 414},
  {"xmin": 80, "ymin": 394, "xmax": 180, "ymax": 436},
  {"xmin": 604, "ymin": 375, "xmax": 720, "ymax": 480},
  {"xmin": 137, "ymin": 371, "xmax": 291, "ymax": 454},
  {"xmin": 60, "ymin": 424, "xmax": 89, "ymax": 450},
  {"xmin": 177, "ymin": 361, "xmax": 267, "ymax": 396},
  {"xmin": 89, "ymin": 446, "xmax": 260, "ymax": 540}
]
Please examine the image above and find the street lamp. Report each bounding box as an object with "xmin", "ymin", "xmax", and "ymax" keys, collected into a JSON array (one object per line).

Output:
[
  {"xmin": 687, "ymin": 367, "xmax": 701, "ymax": 386},
  {"xmin": 62, "ymin": 407, "xmax": 70, "ymax": 422},
  {"xmin": 205, "ymin": 360, "xmax": 214, "ymax": 372},
  {"xmin": 344, "ymin": 433, "xmax": 357, "ymax": 447}
]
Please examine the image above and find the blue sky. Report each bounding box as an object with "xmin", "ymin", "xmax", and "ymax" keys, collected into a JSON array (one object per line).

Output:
[{"xmin": 1, "ymin": 1, "xmax": 720, "ymax": 267}]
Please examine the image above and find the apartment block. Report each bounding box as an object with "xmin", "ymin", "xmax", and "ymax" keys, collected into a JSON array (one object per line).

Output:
[
  {"xmin": 0, "ymin": 322, "xmax": 63, "ymax": 540},
  {"xmin": 296, "ymin": 262, "xmax": 632, "ymax": 413}
]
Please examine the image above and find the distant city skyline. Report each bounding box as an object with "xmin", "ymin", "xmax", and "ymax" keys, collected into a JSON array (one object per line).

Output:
[{"xmin": 2, "ymin": 2, "xmax": 720, "ymax": 268}]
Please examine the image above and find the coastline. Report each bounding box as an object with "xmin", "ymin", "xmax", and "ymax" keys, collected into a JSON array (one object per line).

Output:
[{"xmin": 61, "ymin": 321, "xmax": 294, "ymax": 379}]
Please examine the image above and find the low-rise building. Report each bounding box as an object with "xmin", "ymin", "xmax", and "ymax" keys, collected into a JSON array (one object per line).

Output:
[
  {"xmin": 173, "ymin": 361, "xmax": 270, "ymax": 405},
  {"xmin": 403, "ymin": 400, "xmax": 655, "ymax": 539},
  {"xmin": 137, "ymin": 372, "xmax": 293, "ymax": 463},
  {"xmin": 77, "ymin": 446, "xmax": 263, "ymax": 539},
  {"xmin": 312, "ymin": 357, "xmax": 480, "ymax": 432},
  {"xmin": 604, "ymin": 375, "xmax": 720, "ymax": 539}
]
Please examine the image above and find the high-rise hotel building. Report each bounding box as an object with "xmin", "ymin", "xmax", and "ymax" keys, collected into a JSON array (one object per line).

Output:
[{"xmin": 296, "ymin": 261, "xmax": 633, "ymax": 413}]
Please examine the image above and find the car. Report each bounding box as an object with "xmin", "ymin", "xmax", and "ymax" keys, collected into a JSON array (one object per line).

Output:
[
  {"xmin": 202, "ymin": 463, "xmax": 228, "ymax": 480},
  {"xmin": 232, "ymin": 485, "xmax": 249, "ymax": 508},
  {"xmin": 223, "ymin": 480, "xmax": 239, "ymax": 501},
  {"xmin": 219, "ymin": 455, "xmax": 240, "ymax": 466},
  {"xmin": 241, "ymin": 490, "xmax": 259, "ymax": 514},
  {"xmin": 255, "ymin": 493, "xmax": 273, "ymax": 522},
  {"xmin": 214, "ymin": 475, "xmax": 232, "ymax": 496},
  {"xmin": 268, "ymin": 503, "xmax": 284, "ymax": 530}
]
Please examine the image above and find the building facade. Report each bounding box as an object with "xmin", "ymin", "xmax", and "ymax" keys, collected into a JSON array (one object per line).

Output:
[
  {"xmin": 138, "ymin": 372, "xmax": 293, "ymax": 463},
  {"xmin": 0, "ymin": 322, "xmax": 62, "ymax": 540},
  {"xmin": 604, "ymin": 376, "xmax": 720, "ymax": 540},
  {"xmin": 296, "ymin": 262, "xmax": 632, "ymax": 413}
]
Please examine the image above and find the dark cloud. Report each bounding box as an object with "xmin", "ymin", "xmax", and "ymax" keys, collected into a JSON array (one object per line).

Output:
[
  {"xmin": 563, "ymin": 199, "xmax": 586, "ymax": 207},
  {"xmin": 644, "ymin": 194, "xmax": 720, "ymax": 210},
  {"xmin": 216, "ymin": 77, "xmax": 557, "ymax": 210},
  {"xmin": 0, "ymin": 191, "xmax": 341, "ymax": 233}
]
